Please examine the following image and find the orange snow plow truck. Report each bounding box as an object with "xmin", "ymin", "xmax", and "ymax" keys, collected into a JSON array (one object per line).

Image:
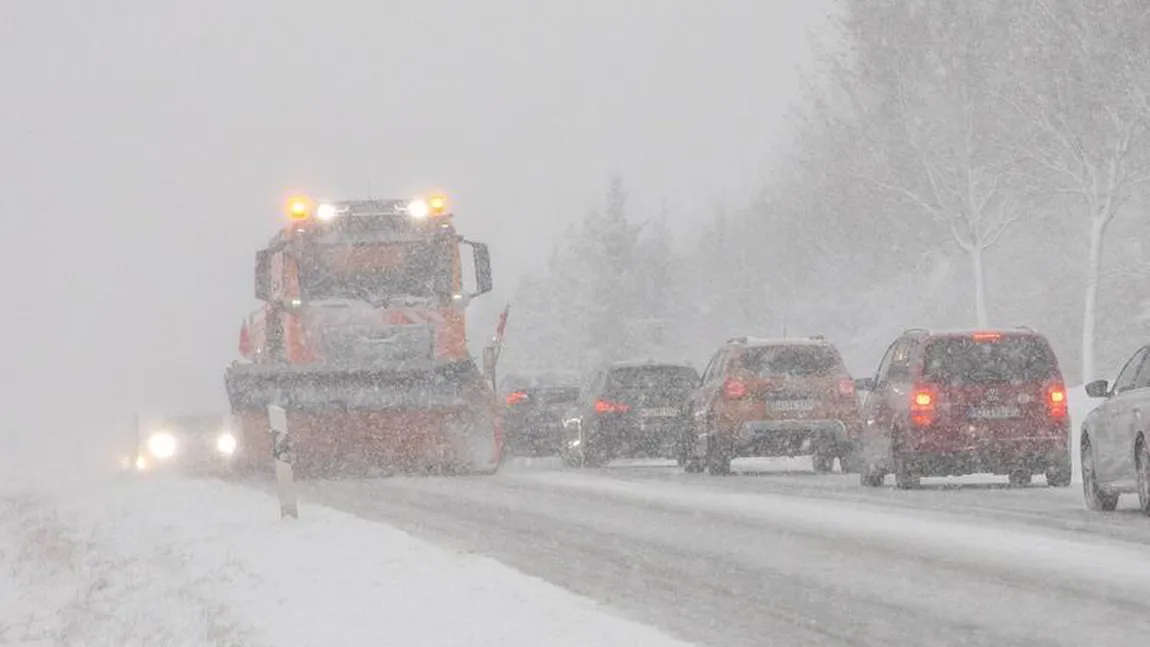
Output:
[{"xmin": 224, "ymin": 193, "xmax": 503, "ymax": 476}]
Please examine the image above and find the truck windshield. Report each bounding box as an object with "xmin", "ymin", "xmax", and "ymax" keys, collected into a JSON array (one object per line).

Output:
[{"xmin": 299, "ymin": 241, "xmax": 453, "ymax": 304}]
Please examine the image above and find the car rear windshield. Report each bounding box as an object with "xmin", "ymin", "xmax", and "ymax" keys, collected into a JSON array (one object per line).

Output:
[
  {"xmin": 526, "ymin": 387, "xmax": 579, "ymax": 405},
  {"xmin": 922, "ymin": 336, "xmax": 1058, "ymax": 384},
  {"xmin": 607, "ymin": 366, "xmax": 699, "ymax": 393},
  {"xmin": 741, "ymin": 345, "xmax": 843, "ymax": 377},
  {"xmin": 501, "ymin": 374, "xmax": 580, "ymax": 393}
]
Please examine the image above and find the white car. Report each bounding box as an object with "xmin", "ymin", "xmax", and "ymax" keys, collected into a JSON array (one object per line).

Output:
[{"xmin": 1080, "ymin": 343, "xmax": 1150, "ymax": 512}]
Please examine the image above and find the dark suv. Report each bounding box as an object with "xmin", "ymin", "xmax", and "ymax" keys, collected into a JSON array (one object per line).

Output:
[
  {"xmin": 682, "ymin": 337, "xmax": 863, "ymax": 475},
  {"xmin": 561, "ymin": 361, "xmax": 700, "ymax": 467},
  {"xmin": 856, "ymin": 327, "xmax": 1073, "ymax": 489},
  {"xmin": 501, "ymin": 372, "xmax": 580, "ymax": 457}
]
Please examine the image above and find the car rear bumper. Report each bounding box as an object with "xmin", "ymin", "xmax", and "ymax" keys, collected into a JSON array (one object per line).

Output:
[
  {"xmin": 505, "ymin": 420, "xmax": 564, "ymax": 456},
  {"xmin": 591, "ymin": 418, "xmax": 688, "ymax": 459},
  {"xmin": 901, "ymin": 448, "xmax": 1062, "ymax": 478},
  {"xmin": 900, "ymin": 445, "xmax": 1070, "ymax": 477},
  {"xmin": 698, "ymin": 419, "xmax": 850, "ymax": 459}
]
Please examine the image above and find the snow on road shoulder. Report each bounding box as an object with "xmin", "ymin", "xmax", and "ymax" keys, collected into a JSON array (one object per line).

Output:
[{"xmin": 1, "ymin": 474, "xmax": 695, "ymax": 647}]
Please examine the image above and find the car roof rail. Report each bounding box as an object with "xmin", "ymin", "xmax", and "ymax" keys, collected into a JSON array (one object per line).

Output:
[
  {"xmin": 902, "ymin": 327, "xmax": 930, "ymax": 336},
  {"xmin": 726, "ymin": 335, "xmax": 749, "ymax": 345},
  {"xmin": 810, "ymin": 335, "xmax": 826, "ymax": 341},
  {"xmin": 1014, "ymin": 324, "xmax": 1037, "ymax": 333}
]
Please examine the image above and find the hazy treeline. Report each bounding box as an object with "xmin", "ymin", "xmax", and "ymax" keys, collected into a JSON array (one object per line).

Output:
[{"xmin": 502, "ymin": 0, "xmax": 1150, "ymax": 384}]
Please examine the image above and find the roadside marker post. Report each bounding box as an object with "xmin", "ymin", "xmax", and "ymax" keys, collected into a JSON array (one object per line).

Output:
[{"xmin": 268, "ymin": 404, "xmax": 299, "ymax": 520}]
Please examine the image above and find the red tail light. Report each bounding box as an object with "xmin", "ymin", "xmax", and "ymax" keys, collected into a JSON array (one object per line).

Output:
[
  {"xmin": 910, "ymin": 384, "xmax": 938, "ymax": 427},
  {"xmin": 594, "ymin": 399, "xmax": 630, "ymax": 414},
  {"xmin": 839, "ymin": 378, "xmax": 855, "ymax": 396},
  {"xmin": 505, "ymin": 391, "xmax": 528, "ymax": 405},
  {"xmin": 723, "ymin": 378, "xmax": 749, "ymax": 400},
  {"xmin": 1047, "ymin": 383, "xmax": 1068, "ymax": 419}
]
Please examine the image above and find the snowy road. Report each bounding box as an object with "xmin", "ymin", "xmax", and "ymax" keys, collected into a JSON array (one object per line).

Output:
[{"xmin": 278, "ymin": 458, "xmax": 1150, "ymax": 647}]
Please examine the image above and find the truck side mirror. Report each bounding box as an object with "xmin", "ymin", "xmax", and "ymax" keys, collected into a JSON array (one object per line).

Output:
[
  {"xmin": 255, "ymin": 250, "xmax": 271, "ymax": 301},
  {"xmin": 472, "ymin": 242, "xmax": 493, "ymax": 296}
]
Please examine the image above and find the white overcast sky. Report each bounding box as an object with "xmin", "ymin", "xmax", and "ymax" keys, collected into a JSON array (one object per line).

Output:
[{"xmin": 0, "ymin": 1, "xmax": 831, "ymax": 436}]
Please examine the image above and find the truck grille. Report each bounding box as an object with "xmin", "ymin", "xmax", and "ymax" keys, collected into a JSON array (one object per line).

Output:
[{"xmin": 318, "ymin": 325, "xmax": 435, "ymax": 364}]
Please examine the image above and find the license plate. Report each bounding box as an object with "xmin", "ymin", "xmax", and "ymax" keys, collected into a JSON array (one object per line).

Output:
[
  {"xmin": 639, "ymin": 407, "xmax": 679, "ymax": 418},
  {"xmin": 968, "ymin": 405, "xmax": 1021, "ymax": 419},
  {"xmin": 771, "ymin": 400, "xmax": 816, "ymax": 412}
]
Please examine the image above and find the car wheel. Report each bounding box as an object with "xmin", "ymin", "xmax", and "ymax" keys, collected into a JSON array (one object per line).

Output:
[
  {"xmin": 839, "ymin": 445, "xmax": 863, "ymax": 474},
  {"xmin": 562, "ymin": 441, "xmax": 592, "ymax": 468},
  {"xmin": 708, "ymin": 456, "xmax": 732, "ymax": 475},
  {"xmin": 696, "ymin": 416, "xmax": 731, "ymax": 476},
  {"xmin": 1008, "ymin": 470, "xmax": 1032, "ymax": 487},
  {"xmin": 680, "ymin": 433, "xmax": 705, "ymax": 473},
  {"xmin": 893, "ymin": 456, "xmax": 920, "ymax": 490},
  {"xmin": 860, "ymin": 466, "xmax": 885, "ymax": 487},
  {"xmin": 680, "ymin": 434, "xmax": 705, "ymax": 473},
  {"xmin": 675, "ymin": 420, "xmax": 691, "ymax": 468},
  {"xmin": 1044, "ymin": 459, "xmax": 1072, "ymax": 487},
  {"xmin": 1136, "ymin": 436, "xmax": 1150, "ymax": 515},
  {"xmin": 705, "ymin": 433, "xmax": 732, "ymax": 476},
  {"xmin": 812, "ymin": 449, "xmax": 835, "ymax": 474},
  {"xmin": 1081, "ymin": 436, "xmax": 1119, "ymax": 512},
  {"xmin": 583, "ymin": 446, "xmax": 609, "ymax": 468}
]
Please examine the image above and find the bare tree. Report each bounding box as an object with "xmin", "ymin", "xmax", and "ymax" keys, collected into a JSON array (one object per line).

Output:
[
  {"xmin": 832, "ymin": 0, "xmax": 1040, "ymax": 327},
  {"xmin": 1013, "ymin": 0, "xmax": 1150, "ymax": 381}
]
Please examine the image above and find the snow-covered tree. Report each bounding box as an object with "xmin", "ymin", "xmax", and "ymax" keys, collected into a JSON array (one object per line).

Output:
[
  {"xmin": 1012, "ymin": 0, "xmax": 1150, "ymax": 381},
  {"xmin": 828, "ymin": 0, "xmax": 1042, "ymax": 327},
  {"xmin": 502, "ymin": 177, "xmax": 695, "ymax": 375}
]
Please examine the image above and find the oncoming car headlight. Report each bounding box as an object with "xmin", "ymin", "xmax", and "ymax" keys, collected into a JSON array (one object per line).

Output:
[
  {"xmin": 216, "ymin": 432, "xmax": 237, "ymax": 455},
  {"xmin": 147, "ymin": 432, "xmax": 177, "ymax": 459}
]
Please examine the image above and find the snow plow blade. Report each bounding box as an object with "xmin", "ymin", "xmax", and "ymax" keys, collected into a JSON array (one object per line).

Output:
[{"xmin": 224, "ymin": 360, "xmax": 502, "ymax": 477}]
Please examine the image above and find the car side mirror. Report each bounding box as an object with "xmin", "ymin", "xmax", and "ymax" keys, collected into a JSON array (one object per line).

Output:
[
  {"xmin": 855, "ymin": 378, "xmax": 875, "ymax": 392},
  {"xmin": 1085, "ymin": 379, "xmax": 1110, "ymax": 398}
]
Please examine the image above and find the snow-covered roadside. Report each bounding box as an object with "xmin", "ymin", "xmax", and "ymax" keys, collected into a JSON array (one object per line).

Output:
[{"xmin": 0, "ymin": 474, "xmax": 694, "ymax": 647}]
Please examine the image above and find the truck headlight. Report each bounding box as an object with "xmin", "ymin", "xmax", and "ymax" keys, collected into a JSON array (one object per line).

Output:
[
  {"xmin": 316, "ymin": 203, "xmax": 338, "ymax": 221},
  {"xmin": 147, "ymin": 432, "xmax": 177, "ymax": 459},
  {"xmin": 407, "ymin": 198, "xmax": 430, "ymax": 219},
  {"xmin": 216, "ymin": 432, "xmax": 237, "ymax": 455}
]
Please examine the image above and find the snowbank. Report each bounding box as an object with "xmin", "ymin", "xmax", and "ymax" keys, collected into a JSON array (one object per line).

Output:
[{"xmin": 0, "ymin": 474, "xmax": 693, "ymax": 647}]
